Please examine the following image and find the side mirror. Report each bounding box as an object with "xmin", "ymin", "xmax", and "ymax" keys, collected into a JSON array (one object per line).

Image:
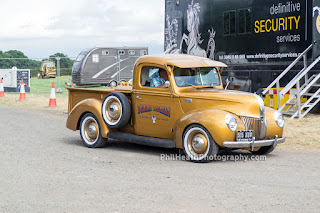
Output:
[
  {"xmin": 165, "ymin": 81, "xmax": 170, "ymax": 88},
  {"xmin": 225, "ymin": 78, "xmax": 230, "ymax": 90}
]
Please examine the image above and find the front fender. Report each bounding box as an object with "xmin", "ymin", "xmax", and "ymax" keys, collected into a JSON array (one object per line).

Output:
[
  {"xmin": 173, "ymin": 109, "xmax": 245, "ymax": 148},
  {"xmin": 265, "ymin": 107, "xmax": 284, "ymax": 138},
  {"xmin": 66, "ymin": 98, "xmax": 110, "ymax": 138}
]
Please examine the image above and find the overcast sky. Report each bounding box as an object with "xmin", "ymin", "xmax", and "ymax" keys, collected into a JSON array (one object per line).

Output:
[{"xmin": 0, "ymin": 0, "xmax": 165, "ymax": 59}]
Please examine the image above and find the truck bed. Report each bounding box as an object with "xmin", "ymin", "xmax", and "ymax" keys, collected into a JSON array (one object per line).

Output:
[{"xmin": 67, "ymin": 87, "xmax": 132, "ymax": 114}]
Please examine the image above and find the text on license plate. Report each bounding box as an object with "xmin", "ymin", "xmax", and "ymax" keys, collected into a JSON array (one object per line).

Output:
[{"xmin": 237, "ymin": 130, "xmax": 253, "ymax": 142}]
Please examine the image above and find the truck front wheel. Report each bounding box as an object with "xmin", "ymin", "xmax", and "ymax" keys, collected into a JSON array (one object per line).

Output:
[
  {"xmin": 183, "ymin": 124, "xmax": 219, "ymax": 162},
  {"xmin": 80, "ymin": 113, "xmax": 107, "ymax": 148}
]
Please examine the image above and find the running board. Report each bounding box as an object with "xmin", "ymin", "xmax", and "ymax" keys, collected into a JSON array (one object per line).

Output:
[{"xmin": 107, "ymin": 132, "xmax": 176, "ymax": 148}]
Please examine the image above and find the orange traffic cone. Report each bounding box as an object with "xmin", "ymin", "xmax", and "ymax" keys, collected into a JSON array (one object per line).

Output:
[
  {"xmin": 48, "ymin": 82, "xmax": 57, "ymax": 107},
  {"xmin": 71, "ymin": 82, "xmax": 74, "ymax": 88},
  {"xmin": 0, "ymin": 78, "xmax": 4, "ymax": 97},
  {"xmin": 19, "ymin": 79, "xmax": 26, "ymax": 100}
]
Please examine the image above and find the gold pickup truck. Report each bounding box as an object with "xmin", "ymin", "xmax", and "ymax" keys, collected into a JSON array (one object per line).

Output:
[{"xmin": 66, "ymin": 54, "xmax": 285, "ymax": 162}]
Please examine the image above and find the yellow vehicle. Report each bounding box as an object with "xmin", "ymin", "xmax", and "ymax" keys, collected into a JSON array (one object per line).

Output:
[
  {"xmin": 66, "ymin": 54, "xmax": 285, "ymax": 162},
  {"xmin": 38, "ymin": 60, "xmax": 57, "ymax": 78}
]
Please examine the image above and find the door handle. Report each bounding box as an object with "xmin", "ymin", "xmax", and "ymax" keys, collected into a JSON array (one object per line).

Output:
[{"xmin": 136, "ymin": 96, "xmax": 142, "ymax": 100}]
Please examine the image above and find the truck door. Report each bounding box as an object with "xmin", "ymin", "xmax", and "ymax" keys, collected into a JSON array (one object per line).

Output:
[{"xmin": 132, "ymin": 65, "xmax": 174, "ymax": 139}]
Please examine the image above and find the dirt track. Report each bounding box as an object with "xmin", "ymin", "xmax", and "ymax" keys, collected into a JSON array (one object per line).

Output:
[{"xmin": 0, "ymin": 105, "xmax": 320, "ymax": 212}]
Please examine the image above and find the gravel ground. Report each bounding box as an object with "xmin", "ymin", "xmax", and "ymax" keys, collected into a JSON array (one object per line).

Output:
[{"xmin": 0, "ymin": 105, "xmax": 320, "ymax": 212}]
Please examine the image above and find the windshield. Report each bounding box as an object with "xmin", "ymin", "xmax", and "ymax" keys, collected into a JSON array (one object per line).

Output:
[
  {"xmin": 75, "ymin": 50, "xmax": 90, "ymax": 62},
  {"xmin": 75, "ymin": 53, "xmax": 86, "ymax": 62},
  {"xmin": 173, "ymin": 67, "xmax": 221, "ymax": 87}
]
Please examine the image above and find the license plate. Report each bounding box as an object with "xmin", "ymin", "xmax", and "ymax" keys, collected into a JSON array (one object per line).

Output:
[{"xmin": 237, "ymin": 130, "xmax": 253, "ymax": 142}]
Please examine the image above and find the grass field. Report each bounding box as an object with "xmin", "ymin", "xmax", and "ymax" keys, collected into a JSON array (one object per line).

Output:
[
  {"xmin": 0, "ymin": 77, "xmax": 319, "ymax": 149},
  {"xmin": 30, "ymin": 76, "xmax": 108, "ymax": 94},
  {"xmin": 0, "ymin": 76, "xmax": 110, "ymax": 113},
  {"xmin": 30, "ymin": 76, "xmax": 72, "ymax": 94}
]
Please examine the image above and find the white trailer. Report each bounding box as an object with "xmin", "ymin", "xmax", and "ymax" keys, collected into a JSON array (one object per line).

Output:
[{"xmin": 0, "ymin": 68, "xmax": 31, "ymax": 92}]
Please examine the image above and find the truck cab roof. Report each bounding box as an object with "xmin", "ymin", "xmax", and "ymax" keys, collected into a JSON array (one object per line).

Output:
[{"xmin": 135, "ymin": 54, "xmax": 227, "ymax": 69}]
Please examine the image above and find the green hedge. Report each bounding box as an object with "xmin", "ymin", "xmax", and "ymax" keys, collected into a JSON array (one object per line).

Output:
[
  {"xmin": 30, "ymin": 69, "xmax": 39, "ymax": 77},
  {"xmin": 30, "ymin": 68, "xmax": 72, "ymax": 77}
]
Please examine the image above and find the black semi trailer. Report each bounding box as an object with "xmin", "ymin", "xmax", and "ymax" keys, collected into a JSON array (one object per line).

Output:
[{"xmin": 165, "ymin": 0, "xmax": 320, "ymax": 92}]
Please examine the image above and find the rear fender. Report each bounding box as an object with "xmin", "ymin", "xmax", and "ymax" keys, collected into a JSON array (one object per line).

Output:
[{"xmin": 66, "ymin": 98, "xmax": 110, "ymax": 138}]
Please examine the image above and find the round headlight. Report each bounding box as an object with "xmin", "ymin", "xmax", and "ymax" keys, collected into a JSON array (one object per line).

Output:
[
  {"xmin": 225, "ymin": 114, "xmax": 237, "ymax": 132},
  {"xmin": 274, "ymin": 111, "xmax": 284, "ymax": 128}
]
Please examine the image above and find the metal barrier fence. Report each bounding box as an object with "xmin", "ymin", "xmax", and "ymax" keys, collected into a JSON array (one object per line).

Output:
[
  {"xmin": 0, "ymin": 54, "xmax": 142, "ymax": 92},
  {"xmin": 0, "ymin": 56, "xmax": 75, "ymax": 93}
]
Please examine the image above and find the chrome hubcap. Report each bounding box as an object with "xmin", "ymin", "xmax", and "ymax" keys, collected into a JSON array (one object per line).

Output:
[
  {"xmin": 87, "ymin": 124, "xmax": 96, "ymax": 138},
  {"xmin": 192, "ymin": 136, "xmax": 205, "ymax": 152},
  {"xmin": 109, "ymin": 104, "xmax": 119, "ymax": 118}
]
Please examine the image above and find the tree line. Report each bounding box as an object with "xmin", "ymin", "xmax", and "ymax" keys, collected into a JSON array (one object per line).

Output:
[{"xmin": 0, "ymin": 50, "xmax": 74, "ymax": 69}]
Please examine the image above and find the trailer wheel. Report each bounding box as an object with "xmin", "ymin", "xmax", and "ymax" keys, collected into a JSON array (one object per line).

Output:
[
  {"xmin": 110, "ymin": 80, "xmax": 117, "ymax": 87},
  {"xmin": 102, "ymin": 92, "xmax": 131, "ymax": 129}
]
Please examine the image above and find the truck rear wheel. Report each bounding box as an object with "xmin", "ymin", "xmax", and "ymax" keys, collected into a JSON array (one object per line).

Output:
[
  {"xmin": 80, "ymin": 113, "xmax": 107, "ymax": 148},
  {"xmin": 102, "ymin": 92, "xmax": 131, "ymax": 129},
  {"xmin": 183, "ymin": 124, "xmax": 219, "ymax": 162}
]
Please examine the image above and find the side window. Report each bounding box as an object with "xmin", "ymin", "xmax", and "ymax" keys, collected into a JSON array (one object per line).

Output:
[
  {"xmin": 92, "ymin": 54, "xmax": 99, "ymax": 63},
  {"xmin": 128, "ymin": 50, "xmax": 135, "ymax": 55},
  {"xmin": 239, "ymin": 8, "xmax": 252, "ymax": 34},
  {"xmin": 102, "ymin": 50, "xmax": 109, "ymax": 55},
  {"xmin": 118, "ymin": 50, "xmax": 125, "ymax": 55},
  {"xmin": 224, "ymin": 10, "xmax": 236, "ymax": 35},
  {"xmin": 140, "ymin": 66, "xmax": 168, "ymax": 88},
  {"xmin": 140, "ymin": 50, "xmax": 147, "ymax": 56}
]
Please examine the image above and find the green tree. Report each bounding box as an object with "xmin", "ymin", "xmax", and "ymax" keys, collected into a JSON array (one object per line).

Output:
[
  {"xmin": 5, "ymin": 50, "xmax": 27, "ymax": 58},
  {"xmin": 0, "ymin": 52, "xmax": 12, "ymax": 68},
  {"xmin": 49, "ymin": 53, "xmax": 74, "ymax": 68},
  {"xmin": 0, "ymin": 50, "xmax": 40, "ymax": 69},
  {"xmin": 7, "ymin": 50, "xmax": 29, "ymax": 68}
]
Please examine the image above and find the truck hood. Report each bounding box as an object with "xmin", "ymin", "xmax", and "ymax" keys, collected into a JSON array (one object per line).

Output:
[{"xmin": 178, "ymin": 88, "xmax": 264, "ymax": 117}]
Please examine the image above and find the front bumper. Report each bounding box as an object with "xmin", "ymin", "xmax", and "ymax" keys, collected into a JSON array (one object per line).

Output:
[{"xmin": 223, "ymin": 135, "xmax": 286, "ymax": 151}]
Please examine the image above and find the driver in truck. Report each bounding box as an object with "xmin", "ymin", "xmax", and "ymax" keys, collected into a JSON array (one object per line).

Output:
[{"xmin": 151, "ymin": 69, "xmax": 168, "ymax": 88}]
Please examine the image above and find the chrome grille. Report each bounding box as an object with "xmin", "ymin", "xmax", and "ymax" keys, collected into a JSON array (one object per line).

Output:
[{"xmin": 239, "ymin": 116, "xmax": 265, "ymax": 139}]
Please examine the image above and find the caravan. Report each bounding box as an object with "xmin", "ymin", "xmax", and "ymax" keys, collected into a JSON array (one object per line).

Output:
[{"xmin": 72, "ymin": 47, "xmax": 148, "ymax": 86}]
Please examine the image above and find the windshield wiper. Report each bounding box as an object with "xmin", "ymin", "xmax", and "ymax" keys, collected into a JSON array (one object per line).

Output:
[
  {"xmin": 201, "ymin": 84, "xmax": 216, "ymax": 88},
  {"xmin": 185, "ymin": 83, "xmax": 197, "ymax": 89}
]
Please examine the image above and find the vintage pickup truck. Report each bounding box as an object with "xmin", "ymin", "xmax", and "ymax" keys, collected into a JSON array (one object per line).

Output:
[{"xmin": 67, "ymin": 54, "xmax": 285, "ymax": 162}]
